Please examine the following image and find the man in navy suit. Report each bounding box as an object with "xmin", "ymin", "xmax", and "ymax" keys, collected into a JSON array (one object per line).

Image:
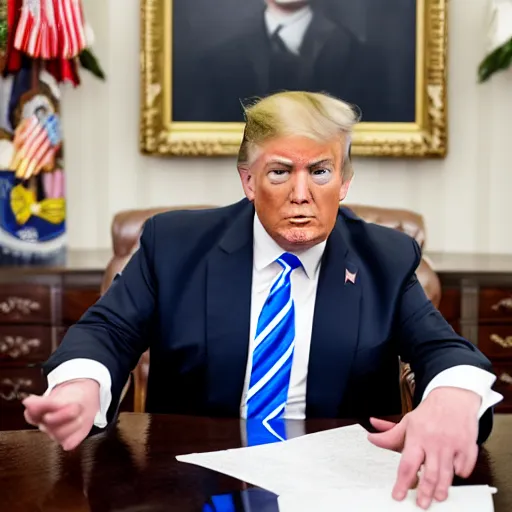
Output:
[
  {"xmin": 24, "ymin": 91, "xmax": 501, "ymax": 509},
  {"xmin": 184, "ymin": 0, "xmax": 394, "ymax": 123}
]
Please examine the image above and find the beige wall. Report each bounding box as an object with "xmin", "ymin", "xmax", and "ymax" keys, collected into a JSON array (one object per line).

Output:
[{"xmin": 62, "ymin": 0, "xmax": 512, "ymax": 253}]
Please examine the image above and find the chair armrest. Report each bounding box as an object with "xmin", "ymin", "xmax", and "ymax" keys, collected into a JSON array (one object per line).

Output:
[{"xmin": 400, "ymin": 361, "xmax": 416, "ymax": 415}]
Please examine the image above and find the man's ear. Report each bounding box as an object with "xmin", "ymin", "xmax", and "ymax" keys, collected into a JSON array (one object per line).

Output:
[
  {"xmin": 339, "ymin": 177, "xmax": 352, "ymax": 202},
  {"xmin": 238, "ymin": 165, "xmax": 255, "ymax": 201}
]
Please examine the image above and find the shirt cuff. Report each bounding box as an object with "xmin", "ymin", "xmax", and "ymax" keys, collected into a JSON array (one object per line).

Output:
[
  {"xmin": 45, "ymin": 359, "xmax": 112, "ymax": 428},
  {"xmin": 422, "ymin": 365, "xmax": 504, "ymax": 419}
]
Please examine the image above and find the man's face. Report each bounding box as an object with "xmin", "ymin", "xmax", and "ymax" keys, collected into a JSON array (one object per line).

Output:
[{"xmin": 239, "ymin": 135, "xmax": 351, "ymax": 252}]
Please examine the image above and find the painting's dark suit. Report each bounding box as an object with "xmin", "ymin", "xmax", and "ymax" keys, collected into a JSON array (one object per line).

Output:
[
  {"xmin": 45, "ymin": 199, "xmax": 494, "ymax": 441},
  {"xmin": 181, "ymin": 9, "xmax": 398, "ymax": 123}
]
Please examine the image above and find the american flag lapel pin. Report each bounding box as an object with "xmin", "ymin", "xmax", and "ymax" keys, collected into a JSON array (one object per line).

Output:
[{"xmin": 345, "ymin": 268, "xmax": 357, "ymax": 285}]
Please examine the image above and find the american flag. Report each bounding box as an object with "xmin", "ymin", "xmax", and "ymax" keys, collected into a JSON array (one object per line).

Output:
[
  {"xmin": 345, "ymin": 268, "xmax": 357, "ymax": 284},
  {"xmin": 14, "ymin": 0, "xmax": 86, "ymax": 59},
  {"xmin": 11, "ymin": 112, "xmax": 62, "ymax": 180}
]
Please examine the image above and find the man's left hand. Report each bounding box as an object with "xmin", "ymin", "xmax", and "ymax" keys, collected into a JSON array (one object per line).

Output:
[{"xmin": 367, "ymin": 387, "xmax": 481, "ymax": 510}]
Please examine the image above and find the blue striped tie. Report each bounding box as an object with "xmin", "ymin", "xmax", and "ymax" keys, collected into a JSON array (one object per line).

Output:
[{"xmin": 246, "ymin": 252, "xmax": 301, "ymax": 435}]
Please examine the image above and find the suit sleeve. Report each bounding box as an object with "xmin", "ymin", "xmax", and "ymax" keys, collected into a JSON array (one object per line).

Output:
[
  {"xmin": 42, "ymin": 217, "xmax": 158, "ymax": 424},
  {"xmin": 396, "ymin": 239, "xmax": 495, "ymax": 443}
]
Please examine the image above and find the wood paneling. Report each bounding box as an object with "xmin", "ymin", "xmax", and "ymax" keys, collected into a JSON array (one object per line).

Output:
[{"xmin": 62, "ymin": 288, "xmax": 101, "ymax": 325}]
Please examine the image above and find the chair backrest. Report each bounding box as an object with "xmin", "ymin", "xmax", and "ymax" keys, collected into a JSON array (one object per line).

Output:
[{"xmin": 101, "ymin": 205, "xmax": 214, "ymax": 295}]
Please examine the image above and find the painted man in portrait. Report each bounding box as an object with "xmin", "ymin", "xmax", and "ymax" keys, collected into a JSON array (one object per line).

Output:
[{"xmin": 186, "ymin": 0, "xmax": 393, "ymax": 123}]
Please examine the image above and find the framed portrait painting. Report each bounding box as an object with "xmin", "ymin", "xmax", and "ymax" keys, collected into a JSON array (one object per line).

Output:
[{"xmin": 140, "ymin": 0, "xmax": 447, "ymax": 157}]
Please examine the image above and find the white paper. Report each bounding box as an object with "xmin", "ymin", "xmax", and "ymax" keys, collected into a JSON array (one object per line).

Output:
[
  {"xmin": 278, "ymin": 485, "xmax": 497, "ymax": 512},
  {"xmin": 177, "ymin": 424, "xmax": 401, "ymax": 495}
]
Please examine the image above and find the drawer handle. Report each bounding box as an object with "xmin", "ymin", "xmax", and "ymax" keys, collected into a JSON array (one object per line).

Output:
[
  {"xmin": 491, "ymin": 298, "xmax": 512, "ymax": 311},
  {"xmin": 500, "ymin": 372, "xmax": 512, "ymax": 385},
  {"xmin": 0, "ymin": 378, "xmax": 33, "ymax": 402},
  {"xmin": 490, "ymin": 334, "xmax": 512, "ymax": 349},
  {"xmin": 0, "ymin": 336, "xmax": 41, "ymax": 358},
  {"xmin": 0, "ymin": 297, "xmax": 41, "ymax": 316}
]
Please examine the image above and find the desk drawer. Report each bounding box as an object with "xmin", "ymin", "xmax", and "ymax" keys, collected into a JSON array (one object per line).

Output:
[
  {"xmin": 479, "ymin": 325, "xmax": 512, "ymax": 360},
  {"xmin": 438, "ymin": 288, "xmax": 460, "ymax": 322},
  {"xmin": 0, "ymin": 366, "xmax": 46, "ymax": 405},
  {"xmin": 0, "ymin": 326, "xmax": 52, "ymax": 363},
  {"xmin": 0, "ymin": 366, "xmax": 45, "ymax": 431},
  {"xmin": 62, "ymin": 288, "xmax": 100, "ymax": 325},
  {"xmin": 0, "ymin": 285, "xmax": 52, "ymax": 324},
  {"xmin": 493, "ymin": 363, "xmax": 512, "ymax": 413},
  {"xmin": 479, "ymin": 288, "xmax": 512, "ymax": 321}
]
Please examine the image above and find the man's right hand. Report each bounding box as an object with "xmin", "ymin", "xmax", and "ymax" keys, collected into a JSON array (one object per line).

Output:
[{"xmin": 23, "ymin": 378, "xmax": 100, "ymax": 451}]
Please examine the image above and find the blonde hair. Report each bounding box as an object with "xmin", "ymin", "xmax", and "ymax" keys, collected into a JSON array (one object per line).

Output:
[{"xmin": 237, "ymin": 91, "xmax": 360, "ymax": 180}]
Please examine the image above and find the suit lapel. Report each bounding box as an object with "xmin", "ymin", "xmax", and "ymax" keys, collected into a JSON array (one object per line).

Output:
[
  {"xmin": 244, "ymin": 15, "xmax": 271, "ymax": 92},
  {"xmin": 306, "ymin": 219, "xmax": 362, "ymax": 418},
  {"xmin": 206, "ymin": 202, "xmax": 254, "ymax": 417}
]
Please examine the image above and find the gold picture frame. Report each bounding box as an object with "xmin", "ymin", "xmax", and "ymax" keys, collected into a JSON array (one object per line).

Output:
[{"xmin": 140, "ymin": 0, "xmax": 447, "ymax": 158}]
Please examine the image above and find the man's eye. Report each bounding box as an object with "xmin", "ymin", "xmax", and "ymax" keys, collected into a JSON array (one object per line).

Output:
[
  {"xmin": 311, "ymin": 169, "xmax": 332, "ymax": 184},
  {"xmin": 268, "ymin": 170, "xmax": 290, "ymax": 183}
]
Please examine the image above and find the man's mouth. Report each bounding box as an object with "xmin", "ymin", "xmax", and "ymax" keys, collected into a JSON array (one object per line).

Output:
[{"xmin": 288, "ymin": 215, "xmax": 313, "ymax": 224}]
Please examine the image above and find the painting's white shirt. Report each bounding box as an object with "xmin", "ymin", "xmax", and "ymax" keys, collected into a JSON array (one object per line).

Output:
[{"xmin": 264, "ymin": 5, "xmax": 313, "ymax": 55}]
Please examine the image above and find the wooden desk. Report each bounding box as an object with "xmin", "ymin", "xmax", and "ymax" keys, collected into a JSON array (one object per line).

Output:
[{"xmin": 0, "ymin": 413, "xmax": 510, "ymax": 511}]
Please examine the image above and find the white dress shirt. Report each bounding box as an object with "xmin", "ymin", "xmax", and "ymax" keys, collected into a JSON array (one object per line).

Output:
[
  {"xmin": 46, "ymin": 214, "xmax": 502, "ymax": 427},
  {"xmin": 264, "ymin": 5, "xmax": 313, "ymax": 55},
  {"xmin": 240, "ymin": 213, "xmax": 325, "ymax": 419}
]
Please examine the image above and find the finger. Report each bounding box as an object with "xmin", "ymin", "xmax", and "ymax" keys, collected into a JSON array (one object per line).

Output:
[
  {"xmin": 416, "ymin": 451, "xmax": 440, "ymax": 510},
  {"xmin": 23, "ymin": 397, "xmax": 55, "ymax": 425},
  {"xmin": 60, "ymin": 427, "xmax": 88, "ymax": 451},
  {"xmin": 38, "ymin": 423, "xmax": 57, "ymax": 441},
  {"xmin": 453, "ymin": 450, "xmax": 466, "ymax": 478},
  {"xmin": 49, "ymin": 416, "xmax": 83, "ymax": 446},
  {"xmin": 393, "ymin": 445, "xmax": 424, "ymax": 501},
  {"xmin": 42, "ymin": 403, "xmax": 81, "ymax": 428},
  {"xmin": 24, "ymin": 407, "xmax": 38, "ymax": 427},
  {"xmin": 454, "ymin": 443, "xmax": 478, "ymax": 478},
  {"xmin": 22, "ymin": 395, "xmax": 65, "ymax": 423},
  {"xmin": 368, "ymin": 421, "xmax": 407, "ymax": 452},
  {"xmin": 369, "ymin": 417, "xmax": 397, "ymax": 432},
  {"xmin": 433, "ymin": 448, "xmax": 454, "ymax": 502}
]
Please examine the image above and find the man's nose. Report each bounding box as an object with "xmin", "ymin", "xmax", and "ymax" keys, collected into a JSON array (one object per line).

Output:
[{"xmin": 290, "ymin": 172, "xmax": 311, "ymax": 203}]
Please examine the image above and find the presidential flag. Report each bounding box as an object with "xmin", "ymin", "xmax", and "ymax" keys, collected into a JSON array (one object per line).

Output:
[{"xmin": 10, "ymin": 111, "xmax": 62, "ymax": 180}]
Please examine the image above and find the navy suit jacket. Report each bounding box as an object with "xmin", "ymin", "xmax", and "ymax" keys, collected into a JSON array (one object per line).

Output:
[{"xmin": 44, "ymin": 199, "xmax": 494, "ymax": 440}]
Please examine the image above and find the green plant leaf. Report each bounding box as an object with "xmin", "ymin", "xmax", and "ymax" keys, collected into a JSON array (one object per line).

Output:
[
  {"xmin": 478, "ymin": 37, "xmax": 512, "ymax": 82},
  {"xmin": 0, "ymin": 20, "xmax": 7, "ymax": 50},
  {"xmin": 78, "ymin": 48, "xmax": 106, "ymax": 81}
]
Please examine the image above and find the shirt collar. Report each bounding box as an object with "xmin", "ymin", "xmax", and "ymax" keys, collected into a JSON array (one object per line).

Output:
[
  {"xmin": 253, "ymin": 212, "xmax": 325, "ymax": 280},
  {"xmin": 264, "ymin": 5, "xmax": 313, "ymax": 54},
  {"xmin": 264, "ymin": 4, "xmax": 312, "ymax": 30}
]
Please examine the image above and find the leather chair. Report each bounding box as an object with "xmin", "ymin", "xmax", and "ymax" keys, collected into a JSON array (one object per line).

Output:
[{"xmin": 101, "ymin": 204, "xmax": 441, "ymax": 415}]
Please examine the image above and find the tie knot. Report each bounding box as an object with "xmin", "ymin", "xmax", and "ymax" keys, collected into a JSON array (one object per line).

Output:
[{"xmin": 277, "ymin": 252, "xmax": 301, "ymax": 271}]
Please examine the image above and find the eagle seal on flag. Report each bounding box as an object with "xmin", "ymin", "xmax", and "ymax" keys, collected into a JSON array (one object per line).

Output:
[{"xmin": 0, "ymin": 69, "xmax": 65, "ymax": 265}]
